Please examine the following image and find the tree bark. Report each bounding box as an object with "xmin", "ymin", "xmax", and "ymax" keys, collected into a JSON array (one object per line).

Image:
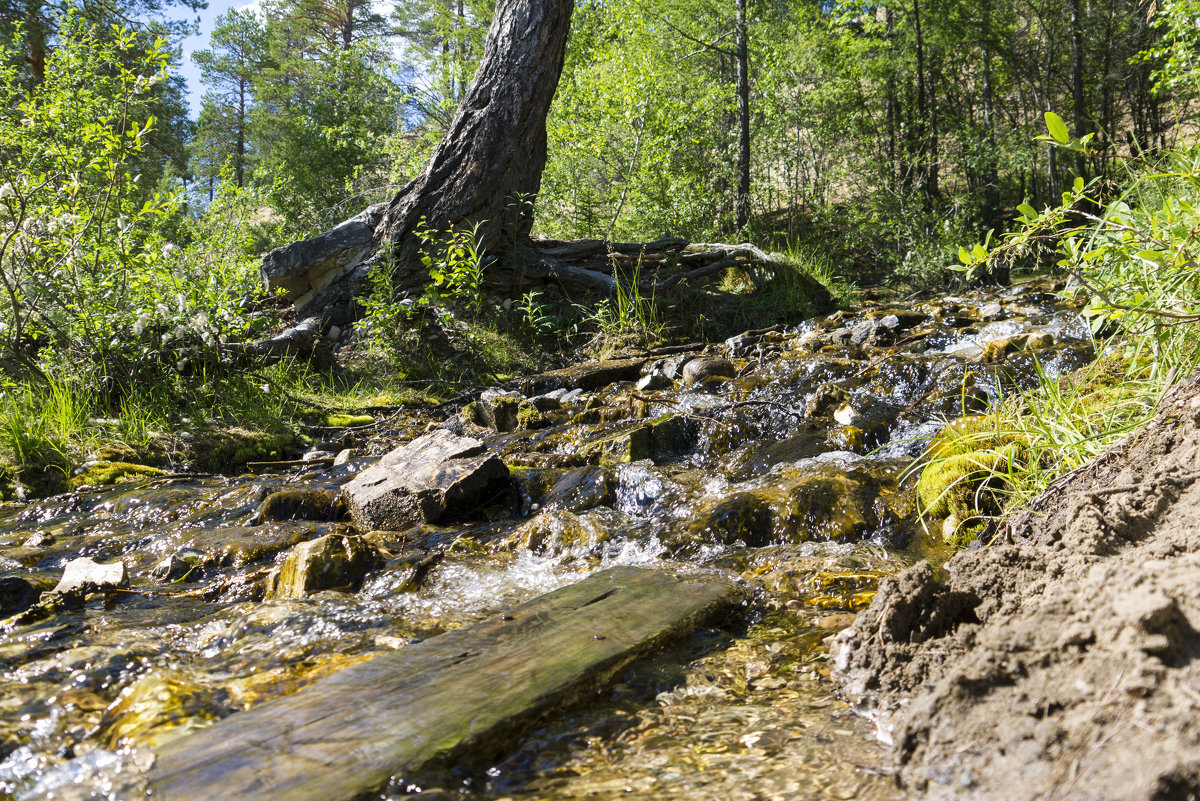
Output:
[
  {"xmin": 376, "ymin": 0, "xmax": 574, "ymax": 278},
  {"xmin": 734, "ymin": 0, "xmax": 750, "ymax": 233}
]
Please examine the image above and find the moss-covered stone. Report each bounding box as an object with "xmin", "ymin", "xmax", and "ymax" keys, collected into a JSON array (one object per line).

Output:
[
  {"xmin": 250, "ymin": 489, "xmax": 348, "ymax": 525},
  {"xmin": 689, "ymin": 492, "xmax": 774, "ymax": 547},
  {"xmin": 509, "ymin": 510, "xmax": 611, "ymax": 555},
  {"xmin": 188, "ymin": 428, "xmax": 297, "ymax": 472},
  {"xmin": 515, "ymin": 401, "xmax": 545, "ymax": 430},
  {"xmin": 773, "ymin": 470, "xmax": 878, "ymax": 542},
  {"xmin": 68, "ymin": 461, "xmax": 164, "ymax": 490},
  {"xmin": 101, "ymin": 669, "xmax": 225, "ymax": 749},
  {"xmin": 265, "ymin": 533, "xmax": 379, "ymax": 599},
  {"xmin": 580, "ymin": 425, "xmax": 653, "ymax": 466},
  {"xmin": 325, "ymin": 413, "xmax": 374, "ymax": 427},
  {"xmin": 649, "ymin": 414, "xmax": 693, "ymax": 459},
  {"xmin": 916, "ymin": 447, "xmax": 1020, "ymax": 519}
]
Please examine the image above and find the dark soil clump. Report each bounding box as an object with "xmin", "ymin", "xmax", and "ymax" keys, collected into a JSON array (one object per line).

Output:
[{"xmin": 832, "ymin": 368, "xmax": 1200, "ymax": 800}]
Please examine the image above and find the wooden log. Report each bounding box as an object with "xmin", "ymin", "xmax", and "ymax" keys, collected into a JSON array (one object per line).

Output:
[{"xmin": 147, "ymin": 566, "xmax": 746, "ymax": 801}]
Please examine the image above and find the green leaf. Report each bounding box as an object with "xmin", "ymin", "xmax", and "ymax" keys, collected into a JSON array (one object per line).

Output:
[
  {"xmin": 1073, "ymin": 176, "xmax": 1085, "ymax": 193},
  {"xmin": 1044, "ymin": 111, "xmax": 1070, "ymax": 145},
  {"xmin": 958, "ymin": 246, "xmax": 972, "ymax": 265},
  {"xmin": 1017, "ymin": 203, "xmax": 1037, "ymax": 220}
]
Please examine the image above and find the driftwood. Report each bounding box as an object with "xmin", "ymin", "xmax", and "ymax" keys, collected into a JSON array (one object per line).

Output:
[{"xmin": 146, "ymin": 565, "xmax": 746, "ymax": 801}]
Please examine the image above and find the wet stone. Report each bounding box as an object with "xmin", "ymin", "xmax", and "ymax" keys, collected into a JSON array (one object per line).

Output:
[
  {"xmin": 539, "ymin": 466, "xmax": 617, "ymax": 514},
  {"xmin": 681, "ymin": 357, "xmax": 738, "ymax": 386},
  {"xmin": 53, "ymin": 557, "xmax": 128, "ymax": 595},
  {"xmin": 23, "ymin": 531, "xmax": 55, "ymax": 548},
  {"xmin": 477, "ymin": 389, "xmax": 524, "ymax": 432},
  {"xmin": 250, "ymin": 489, "xmax": 348, "ymax": 525},
  {"xmin": 0, "ymin": 576, "xmax": 37, "ymax": 615},
  {"xmin": 689, "ymin": 492, "xmax": 774, "ymax": 548},
  {"xmin": 147, "ymin": 552, "xmax": 203, "ymax": 583},
  {"xmin": 265, "ymin": 534, "xmax": 379, "ymax": 599},
  {"xmin": 508, "ymin": 510, "xmax": 611, "ymax": 556},
  {"xmin": 635, "ymin": 371, "xmax": 673, "ymax": 392},
  {"xmin": 340, "ymin": 430, "xmax": 511, "ymax": 530}
]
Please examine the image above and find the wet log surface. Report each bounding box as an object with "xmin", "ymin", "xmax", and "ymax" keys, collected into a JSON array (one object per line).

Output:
[{"xmin": 146, "ymin": 565, "xmax": 747, "ymax": 801}]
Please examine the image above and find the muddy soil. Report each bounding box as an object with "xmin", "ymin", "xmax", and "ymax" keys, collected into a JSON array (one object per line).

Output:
[{"xmin": 832, "ymin": 369, "xmax": 1200, "ymax": 800}]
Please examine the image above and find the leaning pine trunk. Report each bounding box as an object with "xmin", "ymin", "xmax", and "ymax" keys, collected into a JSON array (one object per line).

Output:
[{"xmin": 377, "ymin": 0, "xmax": 575, "ymax": 276}]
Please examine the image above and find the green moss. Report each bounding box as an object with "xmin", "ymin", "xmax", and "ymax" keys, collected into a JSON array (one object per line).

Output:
[
  {"xmin": 188, "ymin": 428, "xmax": 297, "ymax": 472},
  {"xmin": 515, "ymin": 401, "xmax": 544, "ymax": 430},
  {"xmin": 325, "ymin": 413, "xmax": 374, "ymax": 427},
  {"xmin": 916, "ymin": 445, "xmax": 1021, "ymax": 519},
  {"xmin": 68, "ymin": 461, "xmax": 164, "ymax": 490}
]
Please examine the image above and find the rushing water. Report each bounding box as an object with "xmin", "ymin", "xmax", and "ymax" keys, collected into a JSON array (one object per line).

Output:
[{"xmin": 0, "ymin": 280, "xmax": 1093, "ymax": 800}]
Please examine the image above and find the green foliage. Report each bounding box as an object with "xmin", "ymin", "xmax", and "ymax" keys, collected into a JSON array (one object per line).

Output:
[
  {"xmin": 924, "ymin": 124, "xmax": 1200, "ymax": 544},
  {"xmin": 252, "ymin": 0, "xmax": 401, "ymax": 234},
  {"xmin": 1135, "ymin": 0, "xmax": 1200, "ymax": 102}
]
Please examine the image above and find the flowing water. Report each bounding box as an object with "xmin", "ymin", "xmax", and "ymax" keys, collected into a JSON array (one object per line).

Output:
[{"xmin": 0, "ymin": 280, "xmax": 1094, "ymax": 800}]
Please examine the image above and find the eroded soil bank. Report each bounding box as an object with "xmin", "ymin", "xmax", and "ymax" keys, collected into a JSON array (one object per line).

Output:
[{"xmin": 833, "ymin": 369, "xmax": 1200, "ymax": 800}]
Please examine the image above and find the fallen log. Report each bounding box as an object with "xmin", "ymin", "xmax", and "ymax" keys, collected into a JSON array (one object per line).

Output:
[{"xmin": 146, "ymin": 565, "xmax": 746, "ymax": 801}]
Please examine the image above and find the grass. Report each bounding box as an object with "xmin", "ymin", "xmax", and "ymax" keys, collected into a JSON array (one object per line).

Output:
[{"xmin": 914, "ymin": 322, "xmax": 1194, "ymax": 546}]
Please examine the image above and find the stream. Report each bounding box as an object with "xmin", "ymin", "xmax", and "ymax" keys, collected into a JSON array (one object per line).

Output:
[{"xmin": 0, "ymin": 279, "xmax": 1094, "ymax": 800}]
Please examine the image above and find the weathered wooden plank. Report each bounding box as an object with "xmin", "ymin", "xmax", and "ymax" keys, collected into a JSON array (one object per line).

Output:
[{"xmin": 147, "ymin": 566, "xmax": 745, "ymax": 801}]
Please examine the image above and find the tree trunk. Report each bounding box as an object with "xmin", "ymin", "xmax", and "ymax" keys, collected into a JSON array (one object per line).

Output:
[
  {"xmin": 1068, "ymin": 0, "xmax": 1087, "ymax": 177},
  {"xmin": 734, "ymin": 0, "xmax": 750, "ymax": 233},
  {"xmin": 376, "ymin": 0, "xmax": 574, "ymax": 277}
]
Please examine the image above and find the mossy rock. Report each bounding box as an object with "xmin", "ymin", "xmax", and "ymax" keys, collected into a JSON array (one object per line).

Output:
[
  {"xmin": 69, "ymin": 461, "xmax": 165, "ymax": 490},
  {"xmin": 580, "ymin": 425, "xmax": 652, "ymax": 466},
  {"xmin": 264, "ymin": 533, "xmax": 380, "ymax": 599},
  {"xmin": 688, "ymin": 492, "xmax": 774, "ymax": 547},
  {"xmin": 916, "ymin": 446, "xmax": 1021, "ymax": 519},
  {"xmin": 515, "ymin": 401, "xmax": 546, "ymax": 430},
  {"xmin": 507, "ymin": 510, "xmax": 611, "ymax": 556},
  {"xmin": 649, "ymin": 414, "xmax": 693, "ymax": 459},
  {"xmin": 188, "ymin": 428, "xmax": 297, "ymax": 472},
  {"xmin": 250, "ymin": 489, "xmax": 348, "ymax": 525},
  {"xmin": 325, "ymin": 413, "xmax": 374, "ymax": 428},
  {"xmin": 527, "ymin": 466, "xmax": 617, "ymax": 514},
  {"xmin": 773, "ymin": 470, "xmax": 878, "ymax": 542},
  {"xmin": 101, "ymin": 669, "xmax": 225, "ymax": 749}
]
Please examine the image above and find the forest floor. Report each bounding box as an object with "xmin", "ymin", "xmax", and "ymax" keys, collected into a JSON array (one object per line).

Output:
[{"xmin": 831, "ymin": 368, "xmax": 1200, "ymax": 800}]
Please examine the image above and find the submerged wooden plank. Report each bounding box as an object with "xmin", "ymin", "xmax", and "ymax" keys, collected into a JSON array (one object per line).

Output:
[{"xmin": 147, "ymin": 565, "xmax": 746, "ymax": 801}]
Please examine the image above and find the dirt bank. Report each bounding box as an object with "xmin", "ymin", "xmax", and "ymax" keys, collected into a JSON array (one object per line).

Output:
[{"xmin": 831, "ymin": 369, "xmax": 1200, "ymax": 800}]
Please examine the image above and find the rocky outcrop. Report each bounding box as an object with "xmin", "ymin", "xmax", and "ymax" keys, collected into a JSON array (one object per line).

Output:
[
  {"xmin": 260, "ymin": 203, "xmax": 386, "ymax": 314},
  {"xmin": 340, "ymin": 430, "xmax": 510, "ymax": 531}
]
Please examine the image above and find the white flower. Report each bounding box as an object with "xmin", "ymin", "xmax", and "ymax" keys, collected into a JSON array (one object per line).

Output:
[
  {"xmin": 155, "ymin": 303, "xmax": 169, "ymax": 317},
  {"xmin": 117, "ymin": 215, "xmax": 131, "ymax": 233},
  {"xmin": 176, "ymin": 293, "xmax": 186, "ymax": 314},
  {"xmin": 132, "ymin": 312, "xmax": 151, "ymax": 336},
  {"xmin": 161, "ymin": 243, "xmax": 177, "ymax": 259},
  {"xmin": 0, "ymin": 183, "xmax": 14, "ymax": 199}
]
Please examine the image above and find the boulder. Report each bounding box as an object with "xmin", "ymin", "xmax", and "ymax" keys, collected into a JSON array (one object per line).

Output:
[
  {"xmin": 681, "ymin": 356, "xmax": 738, "ymax": 386},
  {"xmin": 265, "ymin": 534, "xmax": 379, "ymax": 599},
  {"xmin": 53, "ymin": 557, "xmax": 128, "ymax": 595},
  {"xmin": 260, "ymin": 203, "xmax": 386, "ymax": 312},
  {"xmin": 340, "ymin": 430, "xmax": 510, "ymax": 530}
]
